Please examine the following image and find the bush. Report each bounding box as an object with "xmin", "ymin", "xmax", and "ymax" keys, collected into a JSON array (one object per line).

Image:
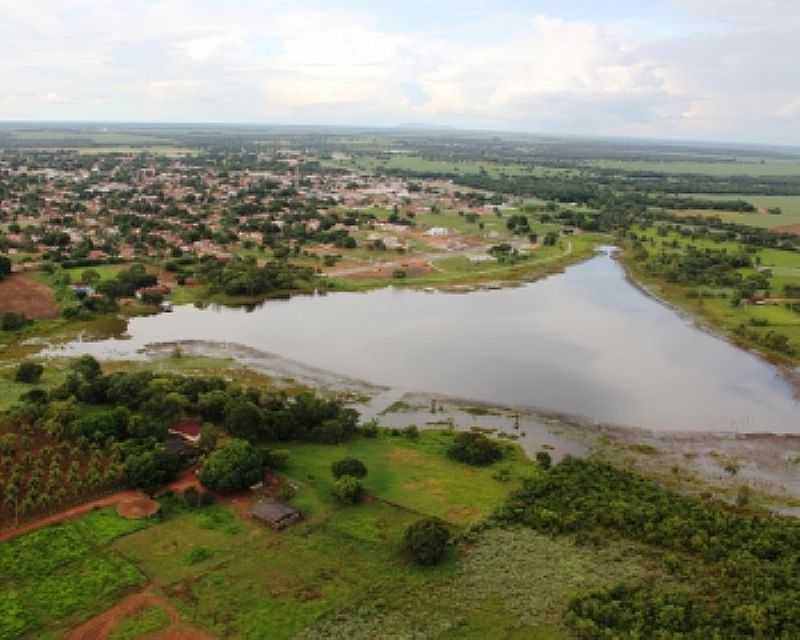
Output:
[
  {"xmin": 332, "ymin": 475, "xmax": 363, "ymax": 504},
  {"xmin": 447, "ymin": 432, "xmax": 503, "ymax": 466},
  {"xmin": 536, "ymin": 451, "xmax": 552, "ymax": 470},
  {"xmin": 331, "ymin": 457, "xmax": 368, "ymax": 479},
  {"xmin": 402, "ymin": 425, "xmax": 419, "ymax": 440},
  {"xmin": 404, "ymin": 518, "xmax": 450, "ymax": 565},
  {"xmin": 199, "ymin": 438, "xmax": 265, "ymax": 493},
  {"xmin": 1, "ymin": 311, "xmax": 31, "ymax": 331},
  {"xmin": 262, "ymin": 448, "xmax": 290, "ymax": 470},
  {"xmin": 15, "ymin": 361, "xmax": 44, "ymax": 384}
]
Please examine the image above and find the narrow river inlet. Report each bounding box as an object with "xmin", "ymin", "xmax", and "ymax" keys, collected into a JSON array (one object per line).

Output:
[{"xmin": 55, "ymin": 250, "xmax": 799, "ymax": 433}]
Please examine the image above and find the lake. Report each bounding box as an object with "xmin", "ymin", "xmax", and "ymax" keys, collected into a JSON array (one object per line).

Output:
[{"xmin": 53, "ymin": 250, "xmax": 799, "ymax": 433}]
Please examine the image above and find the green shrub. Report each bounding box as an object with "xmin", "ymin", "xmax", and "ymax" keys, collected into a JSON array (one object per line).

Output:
[
  {"xmin": 447, "ymin": 432, "xmax": 503, "ymax": 466},
  {"xmin": 404, "ymin": 518, "xmax": 450, "ymax": 565},
  {"xmin": 15, "ymin": 361, "xmax": 44, "ymax": 384},
  {"xmin": 332, "ymin": 475, "xmax": 363, "ymax": 504},
  {"xmin": 535, "ymin": 451, "xmax": 552, "ymax": 470},
  {"xmin": 331, "ymin": 457, "xmax": 368, "ymax": 479}
]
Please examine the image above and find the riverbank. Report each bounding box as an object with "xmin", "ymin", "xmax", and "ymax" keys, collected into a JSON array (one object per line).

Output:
[
  {"xmin": 615, "ymin": 244, "xmax": 800, "ymax": 394},
  {"xmin": 67, "ymin": 341, "xmax": 800, "ymax": 513}
]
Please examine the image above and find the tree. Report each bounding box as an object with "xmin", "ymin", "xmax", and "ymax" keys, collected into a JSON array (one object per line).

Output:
[
  {"xmin": 71, "ymin": 354, "xmax": 102, "ymax": 381},
  {"xmin": 404, "ymin": 518, "xmax": 450, "ymax": 565},
  {"xmin": 536, "ymin": 451, "xmax": 552, "ymax": 470},
  {"xmin": 15, "ymin": 361, "xmax": 44, "ymax": 384},
  {"xmin": 332, "ymin": 475, "xmax": 363, "ymax": 504},
  {"xmin": 0, "ymin": 255, "xmax": 11, "ymax": 280},
  {"xmin": 81, "ymin": 269, "xmax": 101, "ymax": 286},
  {"xmin": 199, "ymin": 438, "xmax": 265, "ymax": 493},
  {"xmin": 447, "ymin": 432, "xmax": 503, "ymax": 466},
  {"xmin": 124, "ymin": 448, "xmax": 180, "ymax": 495},
  {"xmin": 331, "ymin": 457, "xmax": 368, "ymax": 479},
  {"xmin": 224, "ymin": 399, "xmax": 265, "ymax": 441}
]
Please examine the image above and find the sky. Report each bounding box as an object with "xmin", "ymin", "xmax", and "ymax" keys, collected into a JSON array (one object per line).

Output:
[{"xmin": 2, "ymin": 0, "xmax": 799, "ymax": 145}]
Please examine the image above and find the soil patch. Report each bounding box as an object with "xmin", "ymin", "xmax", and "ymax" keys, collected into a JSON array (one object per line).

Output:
[
  {"xmin": 117, "ymin": 497, "xmax": 161, "ymax": 520},
  {"xmin": 66, "ymin": 588, "xmax": 213, "ymax": 640},
  {"xmin": 773, "ymin": 223, "xmax": 800, "ymax": 236},
  {"xmin": 0, "ymin": 273, "xmax": 59, "ymax": 319}
]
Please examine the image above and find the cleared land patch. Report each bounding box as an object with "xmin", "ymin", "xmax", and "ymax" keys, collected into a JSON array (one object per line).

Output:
[{"xmin": 0, "ymin": 273, "xmax": 59, "ymax": 319}]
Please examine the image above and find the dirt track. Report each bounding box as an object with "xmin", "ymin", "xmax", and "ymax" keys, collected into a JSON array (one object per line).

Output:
[
  {"xmin": 0, "ymin": 489, "xmax": 144, "ymax": 543},
  {"xmin": 0, "ymin": 273, "xmax": 59, "ymax": 319},
  {"xmin": 66, "ymin": 588, "xmax": 213, "ymax": 640},
  {"xmin": 0, "ymin": 469, "xmax": 201, "ymax": 543}
]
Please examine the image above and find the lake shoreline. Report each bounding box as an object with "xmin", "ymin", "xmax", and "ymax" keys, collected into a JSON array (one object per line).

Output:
[{"xmin": 613, "ymin": 246, "xmax": 800, "ymax": 397}]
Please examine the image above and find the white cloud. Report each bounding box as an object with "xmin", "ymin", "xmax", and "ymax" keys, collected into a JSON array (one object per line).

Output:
[{"xmin": 0, "ymin": 1, "xmax": 798, "ymax": 143}]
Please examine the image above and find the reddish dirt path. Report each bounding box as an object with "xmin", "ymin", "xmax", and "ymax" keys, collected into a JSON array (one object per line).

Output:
[
  {"xmin": 0, "ymin": 469, "xmax": 202, "ymax": 543},
  {"xmin": 0, "ymin": 272, "xmax": 59, "ymax": 319},
  {"xmin": 65, "ymin": 588, "xmax": 213, "ymax": 640},
  {"xmin": 0, "ymin": 489, "xmax": 144, "ymax": 543}
]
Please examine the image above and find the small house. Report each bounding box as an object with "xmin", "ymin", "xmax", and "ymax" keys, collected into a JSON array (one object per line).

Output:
[
  {"xmin": 169, "ymin": 419, "xmax": 202, "ymax": 444},
  {"xmin": 250, "ymin": 499, "xmax": 302, "ymax": 530}
]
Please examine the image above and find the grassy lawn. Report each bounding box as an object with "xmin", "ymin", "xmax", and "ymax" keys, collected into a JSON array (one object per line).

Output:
[
  {"xmin": 0, "ymin": 510, "xmax": 150, "ymax": 640},
  {"xmin": 64, "ymin": 264, "xmax": 126, "ymax": 283},
  {"xmin": 281, "ymin": 431, "xmax": 537, "ymax": 525},
  {"xmin": 0, "ymin": 360, "xmax": 68, "ymax": 411}
]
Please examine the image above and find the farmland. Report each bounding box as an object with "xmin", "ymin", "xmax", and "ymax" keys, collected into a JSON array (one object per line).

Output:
[{"xmin": 0, "ymin": 430, "xmax": 660, "ymax": 640}]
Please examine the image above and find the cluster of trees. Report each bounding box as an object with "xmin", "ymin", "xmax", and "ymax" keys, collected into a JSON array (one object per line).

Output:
[
  {"xmin": 447, "ymin": 432, "xmax": 503, "ymax": 466},
  {"xmin": 1, "ymin": 355, "xmax": 360, "ymax": 500},
  {"xmin": 499, "ymin": 457, "xmax": 800, "ymax": 638},
  {"xmin": 0, "ymin": 426, "xmax": 122, "ymax": 526},
  {"xmin": 198, "ymin": 256, "xmax": 318, "ymax": 297}
]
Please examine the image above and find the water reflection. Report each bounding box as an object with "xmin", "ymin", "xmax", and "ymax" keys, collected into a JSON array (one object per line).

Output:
[{"xmin": 54, "ymin": 252, "xmax": 799, "ymax": 433}]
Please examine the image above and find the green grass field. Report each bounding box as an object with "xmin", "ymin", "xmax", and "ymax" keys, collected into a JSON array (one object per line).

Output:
[
  {"xmin": 324, "ymin": 155, "xmax": 573, "ymax": 178},
  {"xmin": 0, "ymin": 510, "xmax": 150, "ymax": 640},
  {"xmin": 673, "ymin": 194, "xmax": 800, "ymax": 229},
  {"xmin": 590, "ymin": 158, "xmax": 800, "ymax": 177},
  {"xmin": 1, "ymin": 430, "xmax": 661, "ymax": 639}
]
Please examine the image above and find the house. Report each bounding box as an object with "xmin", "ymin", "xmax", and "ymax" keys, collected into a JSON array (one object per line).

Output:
[
  {"xmin": 424, "ymin": 227, "xmax": 450, "ymax": 237},
  {"xmin": 163, "ymin": 436, "xmax": 200, "ymax": 460},
  {"xmin": 135, "ymin": 284, "xmax": 171, "ymax": 301},
  {"xmin": 169, "ymin": 418, "xmax": 202, "ymax": 444},
  {"xmin": 250, "ymin": 499, "xmax": 303, "ymax": 530}
]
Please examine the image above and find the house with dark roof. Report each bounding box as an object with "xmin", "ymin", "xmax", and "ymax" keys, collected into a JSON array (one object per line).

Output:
[{"xmin": 250, "ymin": 499, "xmax": 302, "ymax": 530}]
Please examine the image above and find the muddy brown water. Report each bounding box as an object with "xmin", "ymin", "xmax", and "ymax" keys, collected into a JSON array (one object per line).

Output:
[{"xmin": 53, "ymin": 250, "xmax": 799, "ymax": 434}]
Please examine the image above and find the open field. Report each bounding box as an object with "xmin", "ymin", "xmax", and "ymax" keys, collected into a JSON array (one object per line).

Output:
[
  {"xmin": 672, "ymin": 194, "xmax": 800, "ymax": 230},
  {"xmin": 324, "ymin": 155, "xmax": 573, "ymax": 178},
  {"xmin": 0, "ymin": 273, "xmax": 59, "ymax": 320},
  {"xmin": 590, "ymin": 158, "xmax": 800, "ymax": 176},
  {"xmin": 0, "ymin": 430, "xmax": 660, "ymax": 639},
  {"xmin": 8, "ymin": 131, "xmax": 174, "ymax": 145},
  {"xmin": 75, "ymin": 146, "xmax": 197, "ymax": 156},
  {"xmin": 0, "ymin": 509, "xmax": 149, "ymax": 639}
]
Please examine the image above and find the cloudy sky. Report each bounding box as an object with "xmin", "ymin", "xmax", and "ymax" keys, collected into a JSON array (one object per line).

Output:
[{"xmin": 2, "ymin": 0, "xmax": 799, "ymax": 144}]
